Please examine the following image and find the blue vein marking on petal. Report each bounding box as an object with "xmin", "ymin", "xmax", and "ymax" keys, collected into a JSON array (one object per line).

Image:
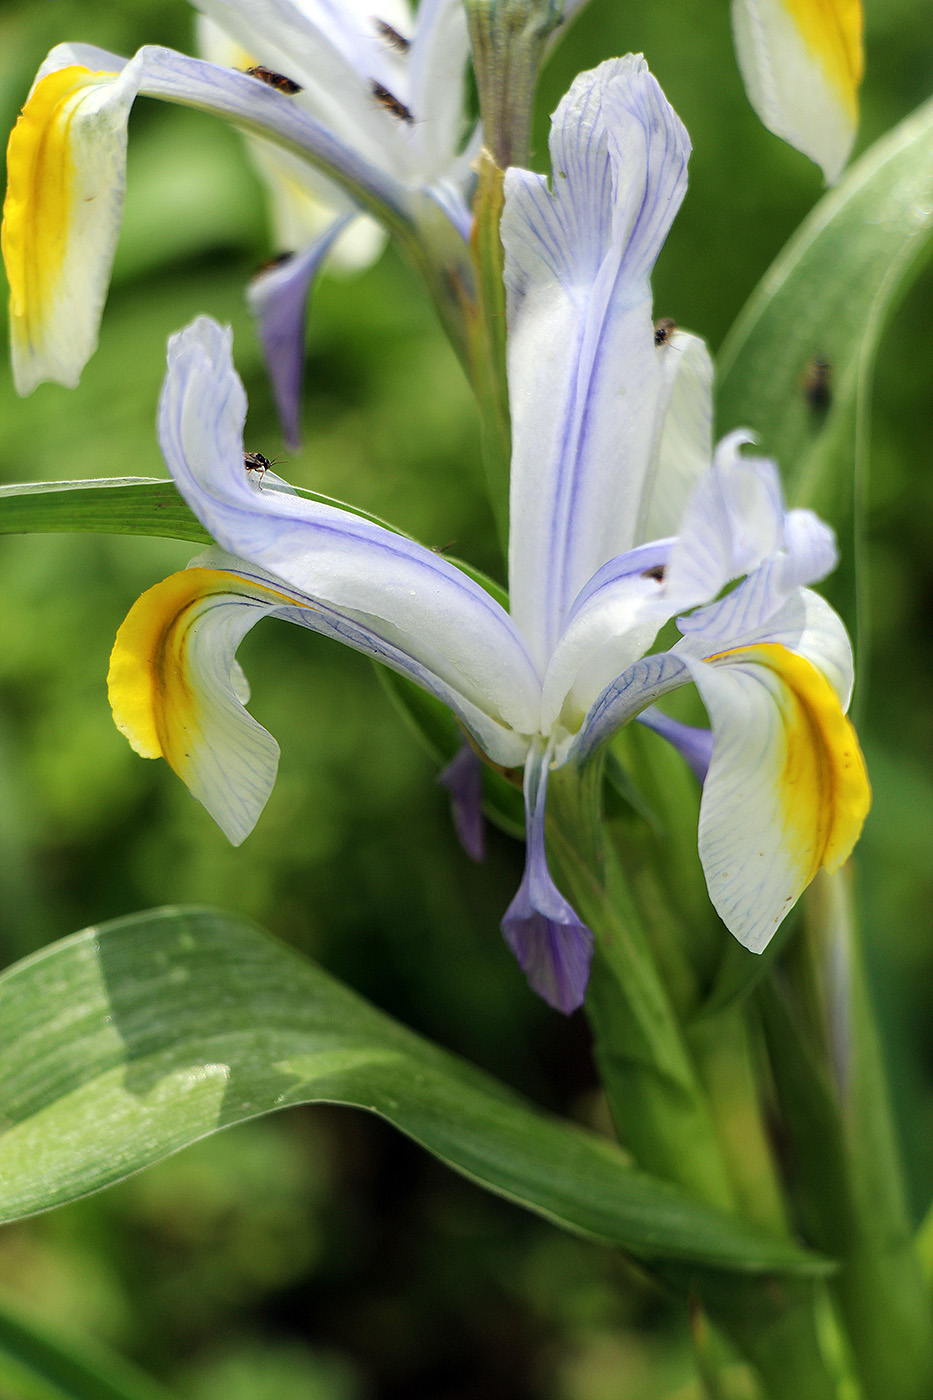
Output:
[
  {"xmin": 510, "ymin": 64, "xmax": 689, "ymax": 647},
  {"xmin": 563, "ymin": 539, "xmax": 674, "ymax": 629},
  {"xmin": 161, "ymin": 333, "xmax": 542, "ymax": 686},
  {"xmin": 571, "ymin": 650, "xmax": 690, "ymax": 764}
]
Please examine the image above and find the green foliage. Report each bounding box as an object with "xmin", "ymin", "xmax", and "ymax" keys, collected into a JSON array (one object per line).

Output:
[
  {"xmin": 0, "ymin": 1293, "xmax": 178, "ymax": 1400},
  {"xmin": 717, "ymin": 92, "xmax": 933, "ymax": 656},
  {"xmin": 0, "ymin": 907, "xmax": 827, "ymax": 1277}
]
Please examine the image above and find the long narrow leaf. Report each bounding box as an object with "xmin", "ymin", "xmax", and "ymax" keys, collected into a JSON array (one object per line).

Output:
[
  {"xmin": 0, "ymin": 907, "xmax": 827, "ymax": 1276},
  {"xmin": 717, "ymin": 94, "xmax": 933, "ymax": 518},
  {"xmin": 716, "ymin": 92, "xmax": 933, "ymax": 670}
]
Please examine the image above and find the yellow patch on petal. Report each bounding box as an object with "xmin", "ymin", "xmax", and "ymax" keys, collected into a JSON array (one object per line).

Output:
[
  {"xmin": 2, "ymin": 67, "xmax": 116, "ymax": 352},
  {"xmin": 710, "ymin": 641, "xmax": 870, "ymax": 880},
  {"xmin": 782, "ymin": 0, "xmax": 863, "ymax": 121},
  {"xmin": 107, "ymin": 567, "xmax": 299, "ymax": 781}
]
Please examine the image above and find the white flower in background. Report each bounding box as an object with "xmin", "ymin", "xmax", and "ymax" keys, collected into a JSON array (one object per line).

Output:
[
  {"xmin": 107, "ymin": 59, "xmax": 869, "ymax": 1013},
  {"xmin": 2, "ymin": 0, "xmax": 477, "ymax": 441}
]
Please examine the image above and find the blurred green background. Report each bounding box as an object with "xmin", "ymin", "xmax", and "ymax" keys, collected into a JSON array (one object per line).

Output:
[{"xmin": 1, "ymin": 0, "xmax": 932, "ymax": 1395}]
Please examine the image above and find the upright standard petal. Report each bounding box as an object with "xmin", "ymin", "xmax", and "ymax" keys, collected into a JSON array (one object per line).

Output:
[
  {"xmin": 502, "ymin": 56, "xmax": 691, "ymax": 667},
  {"xmin": 3, "ymin": 60, "xmax": 138, "ymax": 394},
  {"xmin": 731, "ymin": 0, "xmax": 863, "ymax": 183},
  {"xmin": 686, "ymin": 643, "xmax": 870, "ymax": 951},
  {"xmin": 501, "ymin": 747, "xmax": 594, "ymax": 1013}
]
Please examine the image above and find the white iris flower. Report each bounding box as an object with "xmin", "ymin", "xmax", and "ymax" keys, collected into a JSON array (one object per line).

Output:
[
  {"xmin": 2, "ymin": 0, "xmax": 477, "ymax": 440},
  {"xmin": 107, "ymin": 59, "xmax": 869, "ymax": 1013}
]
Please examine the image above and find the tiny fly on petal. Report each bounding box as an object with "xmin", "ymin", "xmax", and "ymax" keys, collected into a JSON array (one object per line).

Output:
[
  {"xmin": 245, "ymin": 66, "xmax": 303, "ymax": 95},
  {"xmin": 373, "ymin": 18, "xmax": 411, "ymax": 52},
  {"xmin": 244, "ymin": 451, "xmax": 278, "ymax": 487},
  {"xmin": 370, "ymin": 80, "xmax": 414, "ymax": 123}
]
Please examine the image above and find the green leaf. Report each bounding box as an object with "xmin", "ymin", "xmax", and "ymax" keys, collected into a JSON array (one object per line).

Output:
[
  {"xmin": 0, "ymin": 478, "xmax": 417, "ymax": 547},
  {"xmin": 0, "ymin": 479, "xmax": 211, "ymax": 544},
  {"xmin": 0, "ymin": 1291, "xmax": 176, "ymax": 1400},
  {"xmin": 0, "ymin": 907, "xmax": 827, "ymax": 1276},
  {"xmin": 716, "ymin": 94, "xmax": 933, "ymax": 649}
]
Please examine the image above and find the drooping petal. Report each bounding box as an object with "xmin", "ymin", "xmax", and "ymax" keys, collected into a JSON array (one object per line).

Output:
[
  {"xmin": 158, "ymin": 317, "xmax": 543, "ymax": 748},
  {"xmin": 110, "ymin": 548, "xmax": 535, "ymax": 842},
  {"xmin": 571, "ymin": 583, "xmax": 854, "ymax": 766},
  {"xmin": 438, "ymin": 744, "xmax": 486, "ymax": 862},
  {"xmin": 731, "ymin": 0, "xmax": 863, "ymax": 183},
  {"xmin": 107, "ymin": 566, "xmax": 285, "ymax": 844},
  {"xmin": 685, "ymin": 642, "xmax": 870, "ymax": 952},
  {"xmin": 191, "ymin": 0, "xmax": 406, "ymax": 166},
  {"xmin": 501, "ymin": 747, "xmax": 594, "ymax": 1013},
  {"xmin": 502, "ymin": 56, "xmax": 691, "ymax": 668},
  {"xmin": 192, "ymin": 0, "xmax": 461, "ymax": 184},
  {"xmin": 246, "ymin": 217, "xmax": 352, "ymax": 449},
  {"xmin": 2, "ymin": 60, "xmax": 138, "ymax": 394}
]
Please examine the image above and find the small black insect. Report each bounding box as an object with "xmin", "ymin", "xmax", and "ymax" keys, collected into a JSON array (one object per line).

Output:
[
  {"xmin": 802, "ymin": 355, "xmax": 832, "ymax": 412},
  {"xmin": 654, "ymin": 317, "xmax": 677, "ymax": 347},
  {"xmin": 245, "ymin": 66, "xmax": 303, "ymax": 95},
  {"xmin": 370, "ymin": 79, "xmax": 414, "ymax": 123},
  {"xmin": 244, "ymin": 451, "xmax": 278, "ymax": 487},
  {"xmin": 373, "ymin": 18, "xmax": 411, "ymax": 52},
  {"xmin": 641, "ymin": 564, "xmax": 666, "ymax": 582}
]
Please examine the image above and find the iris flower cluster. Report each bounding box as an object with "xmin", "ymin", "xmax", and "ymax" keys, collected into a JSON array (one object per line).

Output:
[{"xmin": 91, "ymin": 57, "xmax": 870, "ymax": 1012}]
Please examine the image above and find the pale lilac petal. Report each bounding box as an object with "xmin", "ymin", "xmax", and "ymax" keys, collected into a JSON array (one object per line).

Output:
[
  {"xmin": 501, "ymin": 749, "xmax": 594, "ymax": 1013},
  {"xmin": 573, "ymin": 586, "xmax": 853, "ymax": 767},
  {"xmin": 246, "ymin": 217, "xmax": 351, "ymax": 448},
  {"xmin": 571, "ymin": 650, "xmax": 691, "ymax": 764},
  {"xmin": 503, "ymin": 56, "xmax": 691, "ymax": 668},
  {"xmin": 158, "ymin": 318, "xmax": 543, "ymax": 748},
  {"xmin": 438, "ymin": 744, "xmax": 486, "ymax": 862},
  {"xmin": 636, "ymin": 708, "xmax": 713, "ymax": 783}
]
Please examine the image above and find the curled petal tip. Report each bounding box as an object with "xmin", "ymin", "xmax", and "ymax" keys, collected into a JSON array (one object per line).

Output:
[{"xmin": 501, "ymin": 897, "xmax": 594, "ymax": 1015}]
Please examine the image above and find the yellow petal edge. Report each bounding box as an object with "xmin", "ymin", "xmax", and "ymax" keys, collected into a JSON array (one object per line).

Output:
[
  {"xmin": 2, "ymin": 67, "xmax": 114, "ymax": 353},
  {"xmin": 783, "ymin": 0, "xmax": 864, "ymax": 121},
  {"xmin": 108, "ymin": 567, "xmax": 297, "ymax": 779},
  {"xmin": 713, "ymin": 641, "xmax": 871, "ymax": 881}
]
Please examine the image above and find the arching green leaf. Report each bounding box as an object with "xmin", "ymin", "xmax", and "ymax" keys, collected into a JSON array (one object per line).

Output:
[{"xmin": 0, "ymin": 907, "xmax": 827, "ymax": 1276}]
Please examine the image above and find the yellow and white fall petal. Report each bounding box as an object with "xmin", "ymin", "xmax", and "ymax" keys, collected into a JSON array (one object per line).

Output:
[
  {"xmin": 2, "ymin": 60, "xmax": 143, "ymax": 394},
  {"xmin": 731, "ymin": 0, "xmax": 863, "ymax": 183},
  {"xmin": 689, "ymin": 642, "xmax": 870, "ymax": 952},
  {"xmin": 107, "ymin": 567, "xmax": 296, "ymax": 845}
]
